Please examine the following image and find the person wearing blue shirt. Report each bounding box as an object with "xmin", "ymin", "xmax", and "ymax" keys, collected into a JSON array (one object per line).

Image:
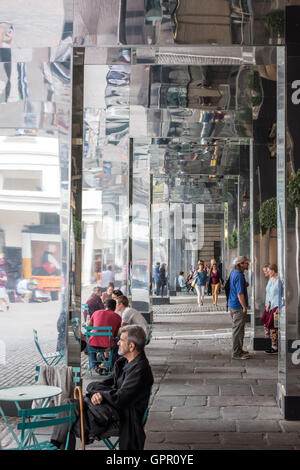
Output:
[
  {"xmin": 228, "ymin": 256, "xmax": 250, "ymax": 360},
  {"xmin": 154, "ymin": 262, "xmax": 160, "ymax": 295},
  {"xmin": 192, "ymin": 262, "xmax": 208, "ymax": 307}
]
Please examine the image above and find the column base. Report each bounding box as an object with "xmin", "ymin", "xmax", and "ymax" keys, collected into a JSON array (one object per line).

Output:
[
  {"xmin": 152, "ymin": 297, "xmax": 170, "ymax": 305},
  {"xmin": 277, "ymin": 383, "xmax": 300, "ymax": 420},
  {"xmin": 169, "ymin": 290, "xmax": 177, "ymax": 296},
  {"xmin": 140, "ymin": 311, "xmax": 153, "ymax": 324},
  {"xmin": 252, "ymin": 337, "xmax": 271, "ymax": 350}
]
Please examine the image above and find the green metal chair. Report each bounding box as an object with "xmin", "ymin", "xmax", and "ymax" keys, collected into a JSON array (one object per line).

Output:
[
  {"xmin": 33, "ymin": 329, "xmax": 65, "ymax": 366},
  {"xmin": 145, "ymin": 325, "xmax": 153, "ymax": 346},
  {"xmin": 100, "ymin": 389, "xmax": 152, "ymax": 450},
  {"xmin": 11, "ymin": 403, "xmax": 77, "ymax": 450},
  {"xmin": 35, "ymin": 365, "xmax": 81, "ymax": 387},
  {"xmin": 71, "ymin": 317, "xmax": 81, "ymax": 345},
  {"xmin": 84, "ymin": 325, "xmax": 113, "ymax": 377}
]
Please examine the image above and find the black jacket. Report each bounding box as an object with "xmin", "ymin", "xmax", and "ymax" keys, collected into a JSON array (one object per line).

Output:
[{"xmin": 85, "ymin": 351, "xmax": 153, "ymax": 450}]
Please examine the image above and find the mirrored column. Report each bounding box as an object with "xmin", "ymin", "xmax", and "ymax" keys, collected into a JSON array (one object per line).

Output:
[{"xmin": 277, "ymin": 12, "xmax": 300, "ymax": 417}]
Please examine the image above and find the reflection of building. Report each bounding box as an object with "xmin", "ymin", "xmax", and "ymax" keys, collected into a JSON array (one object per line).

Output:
[
  {"xmin": 0, "ymin": 136, "xmax": 61, "ymax": 291},
  {"xmin": 174, "ymin": 0, "xmax": 232, "ymax": 45}
]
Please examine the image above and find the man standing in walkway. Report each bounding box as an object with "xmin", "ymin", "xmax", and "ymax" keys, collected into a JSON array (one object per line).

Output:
[{"xmin": 228, "ymin": 256, "xmax": 250, "ymax": 360}]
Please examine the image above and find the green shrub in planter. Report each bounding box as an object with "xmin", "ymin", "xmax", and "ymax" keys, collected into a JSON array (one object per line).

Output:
[
  {"xmin": 258, "ymin": 197, "xmax": 277, "ymax": 234},
  {"xmin": 262, "ymin": 9, "xmax": 285, "ymax": 39},
  {"xmin": 229, "ymin": 229, "xmax": 238, "ymax": 249}
]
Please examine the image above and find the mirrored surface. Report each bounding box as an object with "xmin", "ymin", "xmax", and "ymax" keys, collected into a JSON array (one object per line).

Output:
[{"xmin": 0, "ymin": 36, "xmax": 72, "ymax": 383}]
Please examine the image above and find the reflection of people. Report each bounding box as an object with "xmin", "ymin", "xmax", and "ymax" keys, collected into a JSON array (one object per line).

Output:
[
  {"xmin": 228, "ymin": 256, "xmax": 250, "ymax": 360},
  {"xmin": 41, "ymin": 245, "xmax": 60, "ymax": 275},
  {"xmin": 16, "ymin": 278, "xmax": 38, "ymax": 303},
  {"xmin": 157, "ymin": 263, "xmax": 167, "ymax": 297},
  {"xmin": 101, "ymin": 265, "xmax": 115, "ymax": 290},
  {"xmin": 154, "ymin": 262, "xmax": 160, "ymax": 295},
  {"xmin": 51, "ymin": 325, "xmax": 153, "ymax": 450},
  {"xmin": 178, "ymin": 271, "xmax": 186, "ymax": 290},
  {"xmin": 0, "ymin": 253, "xmax": 8, "ymax": 311}
]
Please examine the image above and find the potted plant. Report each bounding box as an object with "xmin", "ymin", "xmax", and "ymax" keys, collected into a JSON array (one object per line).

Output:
[
  {"xmin": 262, "ymin": 9, "xmax": 285, "ymax": 44},
  {"xmin": 258, "ymin": 197, "xmax": 277, "ymax": 235}
]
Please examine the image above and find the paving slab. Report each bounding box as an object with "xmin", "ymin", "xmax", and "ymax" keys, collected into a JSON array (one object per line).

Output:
[
  {"xmin": 237, "ymin": 420, "xmax": 282, "ymax": 433},
  {"xmin": 171, "ymin": 406, "xmax": 220, "ymax": 420},
  {"xmin": 209, "ymin": 396, "xmax": 277, "ymax": 406},
  {"xmin": 164, "ymin": 431, "xmax": 221, "ymax": 444},
  {"xmin": 221, "ymin": 406, "xmax": 259, "ymax": 420}
]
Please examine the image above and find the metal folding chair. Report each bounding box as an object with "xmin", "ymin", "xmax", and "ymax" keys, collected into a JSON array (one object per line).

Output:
[
  {"xmin": 11, "ymin": 403, "xmax": 77, "ymax": 450},
  {"xmin": 100, "ymin": 389, "xmax": 152, "ymax": 450},
  {"xmin": 84, "ymin": 325, "xmax": 113, "ymax": 377},
  {"xmin": 33, "ymin": 329, "xmax": 65, "ymax": 366}
]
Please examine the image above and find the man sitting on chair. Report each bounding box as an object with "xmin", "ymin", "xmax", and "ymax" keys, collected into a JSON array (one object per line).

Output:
[{"xmin": 51, "ymin": 325, "xmax": 153, "ymax": 450}]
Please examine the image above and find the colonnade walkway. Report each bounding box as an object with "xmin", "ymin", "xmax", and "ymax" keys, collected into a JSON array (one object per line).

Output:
[
  {"xmin": 79, "ymin": 294, "xmax": 300, "ymax": 450},
  {"xmin": 141, "ymin": 296, "xmax": 300, "ymax": 450}
]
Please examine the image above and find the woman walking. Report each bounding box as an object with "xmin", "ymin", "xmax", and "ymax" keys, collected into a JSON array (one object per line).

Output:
[
  {"xmin": 260, "ymin": 263, "xmax": 279, "ymax": 354},
  {"xmin": 192, "ymin": 262, "xmax": 208, "ymax": 307},
  {"xmin": 208, "ymin": 262, "xmax": 223, "ymax": 306}
]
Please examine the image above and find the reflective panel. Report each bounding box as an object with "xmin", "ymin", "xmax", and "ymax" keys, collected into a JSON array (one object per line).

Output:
[
  {"xmin": 0, "ymin": 40, "xmax": 73, "ymax": 383},
  {"xmin": 73, "ymin": 1, "xmax": 284, "ymax": 47}
]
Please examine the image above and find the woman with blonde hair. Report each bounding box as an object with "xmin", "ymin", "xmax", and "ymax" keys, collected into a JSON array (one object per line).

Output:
[{"xmin": 260, "ymin": 263, "xmax": 279, "ymax": 354}]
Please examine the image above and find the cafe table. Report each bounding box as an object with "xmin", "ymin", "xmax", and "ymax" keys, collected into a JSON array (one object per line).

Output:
[{"xmin": 0, "ymin": 384, "xmax": 62, "ymax": 448}]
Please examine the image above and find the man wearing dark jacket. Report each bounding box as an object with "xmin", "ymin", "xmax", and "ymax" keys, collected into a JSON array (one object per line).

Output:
[{"xmin": 51, "ymin": 324, "xmax": 153, "ymax": 450}]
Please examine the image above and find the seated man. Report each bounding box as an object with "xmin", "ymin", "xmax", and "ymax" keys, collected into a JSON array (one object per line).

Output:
[
  {"xmin": 116, "ymin": 296, "xmax": 150, "ymax": 336},
  {"xmin": 51, "ymin": 325, "xmax": 153, "ymax": 450},
  {"xmin": 87, "ymin": 298, "xmax": 121, "ymax": 373}
]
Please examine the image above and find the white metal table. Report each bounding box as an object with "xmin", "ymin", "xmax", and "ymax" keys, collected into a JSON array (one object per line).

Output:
[{"xmin": 0, "ymin": 385, "xmax": 62, "ymax": 448}]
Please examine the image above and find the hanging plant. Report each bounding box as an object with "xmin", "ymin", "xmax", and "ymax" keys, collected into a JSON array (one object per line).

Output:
[
  {"xmin": 258, "ymin": 197, "xmax": 277, "ymax": 234},
  {"xmin": 262, "ymin": 9, "xmax": 285, "ymax": 39}
]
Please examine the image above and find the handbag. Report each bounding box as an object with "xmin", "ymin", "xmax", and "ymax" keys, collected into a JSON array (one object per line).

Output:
[
  {"xmin": 273, "ymin": 308, "xmax": 278, "ymax": 328},
  {"xmin": 191, "ymin": 277, "xmax": 197, "ymax": 288}
]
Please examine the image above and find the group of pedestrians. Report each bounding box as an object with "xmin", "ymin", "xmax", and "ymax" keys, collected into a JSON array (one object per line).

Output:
[
  {"xmin": 227, "ymin": 256, "xmax": 280, "ymax": 360},
  {"xmin": 178, "ymin": 258, "xmax": 223, "ymax": 307}
]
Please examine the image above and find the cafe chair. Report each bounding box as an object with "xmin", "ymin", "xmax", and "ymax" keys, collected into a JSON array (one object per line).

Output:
[
  {"xmin": 33, "ymin": 329, "xmax": 65, "ymax": 366},
  {"xmin": 145, "ymin": 325, "xmax": 153, "ymax": 346},
  {"xmin": 100, "ymin": 389, "xmax": 152, "ymax": 450},
  {"xmin": 11, "ymin": 403, "xmax": 77, "ymax": 450},
  {"xmin": 83, "ymin": 325, "xmax": 113, "ymax": 377}
]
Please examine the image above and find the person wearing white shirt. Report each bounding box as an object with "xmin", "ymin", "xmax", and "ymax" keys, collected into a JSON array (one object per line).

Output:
[
  {"xmin": 116, "ymin": 296, "xmax": 149, "ymax": 336},
  {"xmin": 101, "ymin": 265, "xmax": 115, "ymax": 289}
]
